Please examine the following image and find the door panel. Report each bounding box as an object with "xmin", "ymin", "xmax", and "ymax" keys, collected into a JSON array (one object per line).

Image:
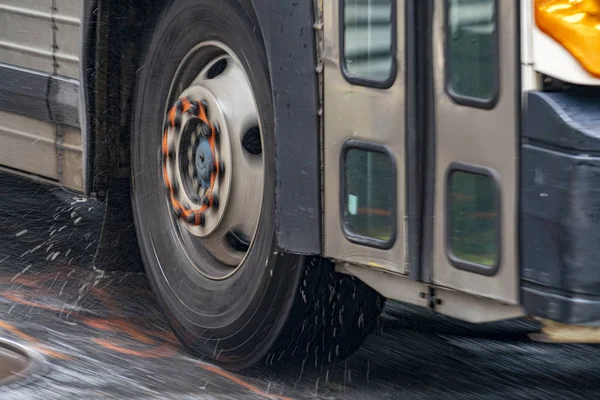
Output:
[
  {"xmin": 431, "ymin": 0, "xmax": 519, "ymax": 303},
  {"xmin": 323, "ymin": 0, "xmax": 407, "ymax": 274}
]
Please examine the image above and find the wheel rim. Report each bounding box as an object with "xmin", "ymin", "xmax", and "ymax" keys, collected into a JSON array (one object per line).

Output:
[{"xmin": 161, "ymin": 41, "xmax": 264, "ymax": 279}]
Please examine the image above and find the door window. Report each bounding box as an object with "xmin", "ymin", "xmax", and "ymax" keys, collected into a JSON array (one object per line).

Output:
[
  {"xmin": 342, "ymin": 142, "xmax": 396, "ymax": 248},
  {"xmin": 446, "ymin": 0, "xmax": 498, "ymax": 106},
  {"xmin": 447, "ymin": 166, "xmax": 500, "ymax": 270},
  {"xmin": 341, "ymin": 0, "xmax": 396, "ymax": 86}
]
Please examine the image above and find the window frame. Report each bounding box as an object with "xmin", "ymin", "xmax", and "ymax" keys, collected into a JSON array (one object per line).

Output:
[
  {"xmin": 444, "ymin": 162, "xmax": 502, "ymax": 276},
  {"xmin": 444, "ymin": 0, "xmax": 500, "ymax": 109},
  {"xmin": 340, "ymin": 139, "xmax": 397, "ymax": 250},
  {"xmin": 339, "ymin": 0, "xmax": 398, "ymax": 88}
]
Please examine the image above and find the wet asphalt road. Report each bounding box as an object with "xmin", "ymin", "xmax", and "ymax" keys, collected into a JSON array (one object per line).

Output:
[{"xmin": 0, "ymin": 172, "xmax": 600, "ymax": 400}]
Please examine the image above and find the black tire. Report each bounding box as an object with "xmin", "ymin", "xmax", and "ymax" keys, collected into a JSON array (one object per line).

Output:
[{"xmin": 131, "ymin": 0, "xmax": 384, "ymax": 370}]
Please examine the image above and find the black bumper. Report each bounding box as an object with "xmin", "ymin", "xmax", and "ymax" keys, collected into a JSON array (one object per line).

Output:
[{"xmin": 521, "ymin": 89, "xmax": 600, "ymax": 325}]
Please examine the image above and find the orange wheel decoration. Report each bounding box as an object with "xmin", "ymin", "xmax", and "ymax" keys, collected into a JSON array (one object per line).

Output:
[{"xmin": 161, "ymin": 97, "xmax": 222, "ymax": 226}]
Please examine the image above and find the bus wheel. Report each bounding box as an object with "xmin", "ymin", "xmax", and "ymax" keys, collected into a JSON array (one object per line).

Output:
[{"xmin": 130, "ymin": 0, "xmax": 384, "ymax": 370}]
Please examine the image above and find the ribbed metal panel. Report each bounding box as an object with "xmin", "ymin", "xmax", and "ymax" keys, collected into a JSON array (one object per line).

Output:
[
  {"xmin": 0, "ymin": 0, "xmax": 83, "ymax": 191},
  {"xmin": 0, "ymin": 0, "xmax": 81, "ymax": 78}
]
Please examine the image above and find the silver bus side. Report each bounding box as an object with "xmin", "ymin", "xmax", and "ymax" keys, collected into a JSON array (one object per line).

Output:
[{"xmin": 0, "ymin": 0, "xmax": 83, "ymax": 191}]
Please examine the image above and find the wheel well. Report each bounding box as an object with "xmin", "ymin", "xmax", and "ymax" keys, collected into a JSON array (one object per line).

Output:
[
  {"xmin": 82, "ymin": 0, "xmax": 168, "ymax": 270},
  {"xmin": 83, "ymin": 0, "xmax": 168, "ymax": 198}
]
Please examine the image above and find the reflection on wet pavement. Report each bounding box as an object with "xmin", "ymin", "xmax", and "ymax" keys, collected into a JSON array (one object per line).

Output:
[{"xmin": 1, "ymin": 172, "xmax": 600, "ymax": 399}]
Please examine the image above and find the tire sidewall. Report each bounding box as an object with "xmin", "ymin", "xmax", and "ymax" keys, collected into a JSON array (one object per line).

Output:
[{"xmin": 131, "ymin": 0, "xmax": 304, "ymax": 367}]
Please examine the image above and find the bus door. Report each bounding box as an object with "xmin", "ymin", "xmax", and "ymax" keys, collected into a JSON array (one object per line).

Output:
[
  {"xmin": 428, "ymin": 0, "xmax": 519, "ymax": 304},
  {"xmin": 322, "ymin": 0, "xmax": 409, "ymax": 275}
]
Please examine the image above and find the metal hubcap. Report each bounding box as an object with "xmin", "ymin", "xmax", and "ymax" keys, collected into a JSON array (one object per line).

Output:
[{"xmin": 162, "ymin": 42, "xmax": 264, "ymax": 274}]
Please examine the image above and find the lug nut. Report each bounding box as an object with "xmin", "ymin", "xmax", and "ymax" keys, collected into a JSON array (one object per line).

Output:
[
  {"xmin": 211, "ymin": 194, "xmax": 219, "ymax": 210},
  {"xmin": 199, "ymin": 212, "xmax": 206, "ymax": 226},
  {"xmin": 185, "ymin": 212, "xmax": 196, "ymax": 223},
  {"xmin": 189, "ymin": 101, "xmax": 200, "ymax": 116}
]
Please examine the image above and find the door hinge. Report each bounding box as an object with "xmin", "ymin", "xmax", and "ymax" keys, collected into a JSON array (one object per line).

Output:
[{"xmin": 420, "ymin": 286, "xmax": 442, "ymax": 310}]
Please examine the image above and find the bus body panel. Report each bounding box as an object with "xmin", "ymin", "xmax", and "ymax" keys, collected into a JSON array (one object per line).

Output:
[
  {"xmin": 430, "ymin": 0, "xmax": 520, "ymax": 304},
  {"xmin": 322, "ymin": 0, "xmax": 408, "ymax": 274},
  {"xmin": 0, "ymin": 0, "xmax": 83, "ymax": 191}
]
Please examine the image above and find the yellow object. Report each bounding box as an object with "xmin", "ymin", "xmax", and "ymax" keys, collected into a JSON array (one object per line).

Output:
[
  {"xmin": 535, "ymin": 0, "xmax": 600, "ymax": 78},
  {"xmin": 530, "ymin": 318, "xmax": 600, "ymax": 343}
]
